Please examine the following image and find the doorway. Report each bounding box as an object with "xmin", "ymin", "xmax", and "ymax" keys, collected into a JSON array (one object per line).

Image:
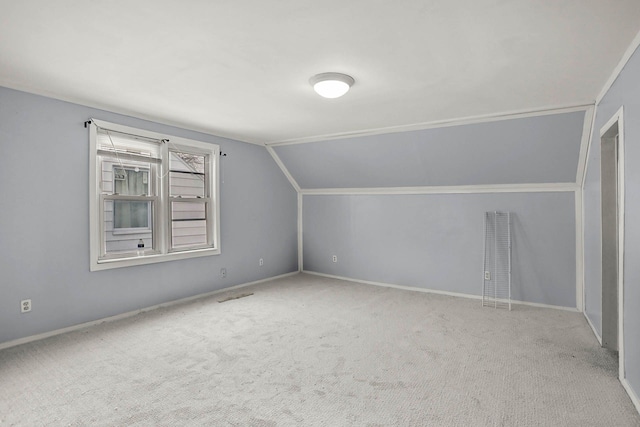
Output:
[{"xmin": 600, "ymin": 107, "xmax": 625, "ymax": 378}]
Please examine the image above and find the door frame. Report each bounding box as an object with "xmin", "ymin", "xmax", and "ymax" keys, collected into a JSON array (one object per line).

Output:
[{"xmin": 599, "ymin": 106, "xmax": 625, "ymax": 380}]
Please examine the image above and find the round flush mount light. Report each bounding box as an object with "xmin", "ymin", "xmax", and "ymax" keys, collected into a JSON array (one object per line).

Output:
[{"xmin": 309, "ymin": 72, "xmax": 355, "ymax": 98}]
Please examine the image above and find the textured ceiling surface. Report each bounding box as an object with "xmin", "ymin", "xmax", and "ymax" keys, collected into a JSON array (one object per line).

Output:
[{"xmin": 0, "ymin": 0, "xmax": 638, "ymax": 144}]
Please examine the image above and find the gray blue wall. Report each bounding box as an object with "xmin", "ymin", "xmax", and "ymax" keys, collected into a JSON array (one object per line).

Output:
[
  {"xmin": 282, "ymin": 110, "xmax": 584, "ymax": 309},
  {"xmin": 303, "ymin": 192, "xmax": 576, "ymax": 307},
  {"xmin": 584, "ymin": 44, "xmax": 640, "ymax": 399},
  {"xmin": 275, "ymin": 111, "xmax": 585, "ymax": 188},
  {"xmin": 0, "ymin": 87, "xmax": 298, "ymax": 345}
]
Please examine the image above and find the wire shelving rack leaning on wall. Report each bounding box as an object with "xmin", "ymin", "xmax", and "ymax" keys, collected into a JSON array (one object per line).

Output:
[{"xmin": 483, "ymin": 211, "xmax": 512, "ymax": 310}]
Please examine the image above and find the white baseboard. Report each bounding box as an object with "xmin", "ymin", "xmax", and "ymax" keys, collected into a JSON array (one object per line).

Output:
[
  {"xmin": 583, "ymin": 311, "xmax": 638, "ymax": 416},
  {"xmin": 514, "ymin": 299, "xmax": 579, "ymax": 312},
  {"xmin": 621, "ymin": 377, "xmax": 640, "ymax": 416},
  {"xmin": 0, "ymin": 271, "xmax": 298, "ymax": 351},
  {"xmin": 302, "ymin": 270, "xmax": 578, "ymax": 312},
  {"xmin": 304, "ymin": 270, "xmax": 483, "ymax": 300}
]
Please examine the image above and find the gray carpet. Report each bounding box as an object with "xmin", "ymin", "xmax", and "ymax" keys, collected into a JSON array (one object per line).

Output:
[{"xmin": 1, "ymin": 273, "xmax": 638, "ymax": 426}]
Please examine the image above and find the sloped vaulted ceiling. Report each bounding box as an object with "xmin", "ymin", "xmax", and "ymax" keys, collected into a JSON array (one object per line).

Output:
[
  {"xmin": 273, "ymin": 111, "xmax": 586, "ymax": 189},
  {"xmin": 0, "ymin": 1, "xmax": 639, "ymax": 144}
]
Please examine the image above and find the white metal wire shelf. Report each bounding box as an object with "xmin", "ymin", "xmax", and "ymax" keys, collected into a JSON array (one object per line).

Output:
[{"xmin": 482, "ymin": 211, "xmax": 511, "ymax": 310}]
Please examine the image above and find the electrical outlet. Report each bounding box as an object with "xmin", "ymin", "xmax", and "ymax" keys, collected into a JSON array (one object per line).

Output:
[
  {"xmin": 21, "ymin": 299, "xmax": 31, "ymax": 313},
  {"xmin": 332, "ymin": 255, "xmax": 338, "ymax": 263},
  {"xmin": 220, "ymin": 268, "xmax": 227, "ymax": 278},
  {"xmin": 259, "ymin": 258, "xmax": 264, "ymax": 266},
  {"xmin": 484, "ymin": 271, "xmax": 491, "ymax": 280}
]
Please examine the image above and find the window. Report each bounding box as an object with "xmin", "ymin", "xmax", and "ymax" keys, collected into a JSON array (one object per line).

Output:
[
  {"xmin": 113, "ymin": 166, "xmax": 151, "ymax": 231},
  {"xmin": 89, "ymin": 119, "xmax": 220, "ymax": 271}
]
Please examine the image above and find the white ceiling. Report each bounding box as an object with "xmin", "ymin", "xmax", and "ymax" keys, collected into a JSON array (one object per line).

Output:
[{"xmin": 1, "ymin": 1, "xmax": 639, "ymax": 145}]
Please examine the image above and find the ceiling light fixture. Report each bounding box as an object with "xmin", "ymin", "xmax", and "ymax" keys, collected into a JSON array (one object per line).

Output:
[{"xmin": 309, "ymin": 72, "xmax": 355, "ymax": 99}]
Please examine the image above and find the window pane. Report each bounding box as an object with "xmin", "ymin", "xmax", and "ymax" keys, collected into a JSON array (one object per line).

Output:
[
  {"xmin": 172, "ymin": 220, "xmax": 207, "ymax": 249},
  {"xmin": 171, "ymin": 201, "xmax": 206, "ymax": 220},
  {"xmin": 171, "ymin": 201, "xmax": 208, "ymax": 250},
  {"xmin": 114, "ymin": 200, "xmax": 150, "ymax": 229},
  {"xmin": 169, "ymin": 151, "xmax": 206, "ymax": 198},
  {"xmin": 114, "ymin": 167, "xmax": 149, "ymax": 196},
  {"xmin": 169, "ymin": 172, "xmax": 205, "ymax": 197},
  {"xmin": 103, "ymin": 200, "xmax": 154, "ymax": 255},
  {"xmin": 170, "ymin": 152, "xmax": 205, "ymax": 174},
  {"xmin": 100, "ymin": 159, "xmax": 152, "ymax": 196}
]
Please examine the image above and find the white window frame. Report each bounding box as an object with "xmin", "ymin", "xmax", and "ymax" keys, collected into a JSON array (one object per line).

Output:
[{"xmin": 89, "ymin": 119, "xmax": 221, "ymax": 271}]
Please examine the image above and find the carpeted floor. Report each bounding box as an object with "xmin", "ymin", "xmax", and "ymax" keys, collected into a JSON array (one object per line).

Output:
[{"xmin": 1, "ymin": 273, "xmax": 638, "ymax": 426}]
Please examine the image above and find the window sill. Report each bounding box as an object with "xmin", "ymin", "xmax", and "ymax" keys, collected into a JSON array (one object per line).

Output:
[
  {"xmin": 91, "ymin": 247, "xmax": 220, "ymax": 271},
  {"xmin": 111, "ymin": 228, "xmax": 152, "ymax": 235}
]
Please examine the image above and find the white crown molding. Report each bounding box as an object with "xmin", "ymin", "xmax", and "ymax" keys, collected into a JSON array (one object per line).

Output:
[
  {"xmin": 578, "ymin": 106, "xmax": 598, "ymax": 189},
  {"xmin": 596, "ymin": 28, "xmax": 640, "ymax": 105},
  {"xmin": 266, "ymin": 103, "xmax": 593, "ymax": 147},
  {"xmin": 266, "ymin": 145, "xmax": 301, "ymax": 192},
  {"xmin": 0, "ymin": 272, "xmax": 298, "ymax": 351},
  {"xmin": 301, "ymin": 182, "xmax": 578, "ymax": 196},
  {"xmin": 576, "ymin": 106, "xmax": 595, "ymax": 186},
  {"xmin": 303, "ymin": 271, "xmax": 578, "ymax": 312},
  {"xmin": 0, "ymin": 83, "xmax": 265, "ymax": 146}
]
